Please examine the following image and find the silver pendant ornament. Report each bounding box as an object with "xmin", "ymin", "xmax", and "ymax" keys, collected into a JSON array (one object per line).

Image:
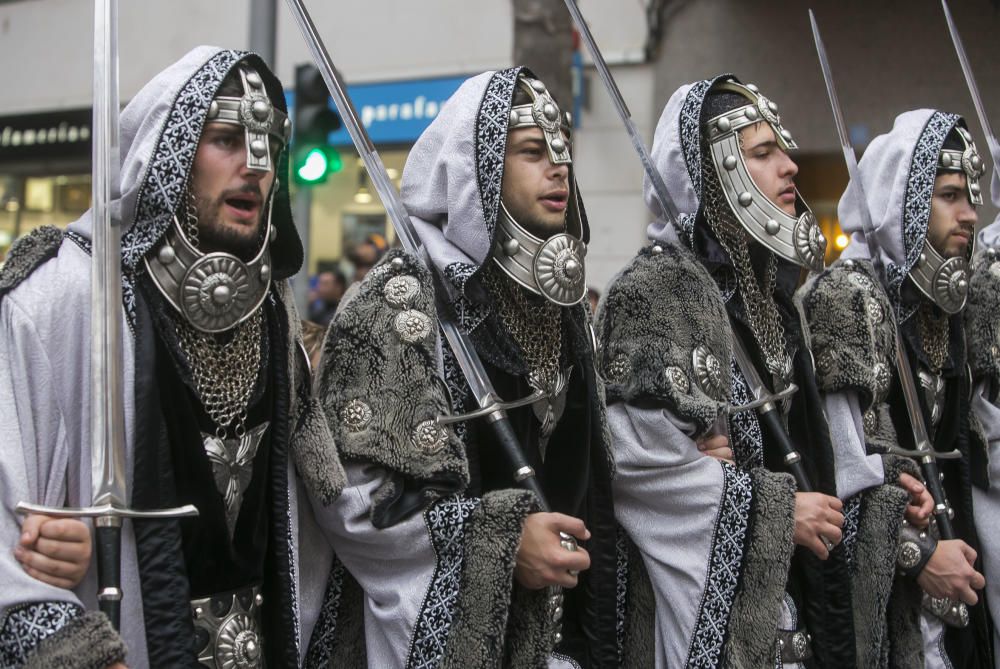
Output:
[
  {"xmin": 705, "ymin": 80, "xmax": 826, "ymax": 272},
  {"xmin": 202, "ymin": 422, "xmax": 268, "ymax": 538}
]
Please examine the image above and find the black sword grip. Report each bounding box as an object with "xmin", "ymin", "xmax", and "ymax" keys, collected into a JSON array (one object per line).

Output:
[
  {"xmin": 95, "ymin": 520, "xmax": 122, "ymax": 630},
  {"xmin": 756, "ymin": 406, "xmax": 814, "ymax": 493},
  {"xmin": 487, "ymin": 411, "xmax": 551, "ymax": 512},
  {"xmin": 920, "ymin": 459, "xmax": 956, "ymax": 540}
]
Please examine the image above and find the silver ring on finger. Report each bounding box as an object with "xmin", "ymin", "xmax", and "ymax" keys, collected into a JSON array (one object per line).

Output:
[
  {"xmin": 567, "ymin": 569, "xmax": 580, "ymax": 577},
  {"xmin": 821, "ymin": 537, "xmax": 835, "ymax": 552},
  {"xmin": 558, "ymin": 531, "xmax": 578, "ymax": 552}
]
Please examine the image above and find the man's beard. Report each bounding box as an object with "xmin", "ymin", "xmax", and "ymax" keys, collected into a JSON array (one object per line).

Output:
[{"xmin": 192, "ymin": 186, "xmax": 267, "ymax": 261}]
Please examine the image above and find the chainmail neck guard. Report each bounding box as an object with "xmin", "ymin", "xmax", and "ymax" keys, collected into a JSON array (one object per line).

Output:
[
  {"xmin": 701, "ymin": 151, "xmax": 793, "ymax": 385},
  {"xmin": 481, "ymin": 264, "xmax": 564, "ymax": 394}
]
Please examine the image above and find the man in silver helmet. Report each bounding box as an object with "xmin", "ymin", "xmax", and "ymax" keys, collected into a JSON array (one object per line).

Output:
[
  {"xmin": 0, "ymin": 47, "xmax": 341, "ymax": 668},
  {"xmin": 801, "ymin": 109, "xmax": 991, "ymax": 668},
  {"xmin": 598, "ymin": 75, "xmax": 879, "ymax": 667},
  {"xmin": 965, "ymin": 145, "xmax": 1000, "ymax": 667},
  {"xmin": 306, "ymin": 69, "xmax": 626, "ymax": 668}
]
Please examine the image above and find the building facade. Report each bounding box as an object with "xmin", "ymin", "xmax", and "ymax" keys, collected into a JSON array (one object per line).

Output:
[{"xmin": 1, "ymin": 0, "xmax": 997, "ymax": 295}]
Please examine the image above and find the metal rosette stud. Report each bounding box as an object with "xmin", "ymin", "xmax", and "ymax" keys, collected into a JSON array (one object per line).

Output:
[
  {"xmin": 181, "ymin": 253, "xmax": 268, "ymax": 333},
  {"xmin": 532, "ymin": 233, "xmax": 587, "ymax": 306},
  {"xmin": 692, "ymin": 344, "xmax": 727, "ymax": 401},
  {"xmin": 793, "ymin": 212, "xmax": 827, "ymax": 272},
  {"xmin": 933, "ymin": 256, "xmax": 970, "ymax": 314}
]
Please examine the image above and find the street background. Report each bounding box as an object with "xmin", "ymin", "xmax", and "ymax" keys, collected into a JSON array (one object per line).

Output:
[{"xmin": 1, "ymin": 0, "xmax": 998, "ymax": 305}]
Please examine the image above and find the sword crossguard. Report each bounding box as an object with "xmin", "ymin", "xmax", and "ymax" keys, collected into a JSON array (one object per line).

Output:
[
  {"xmin": 884, "ymin": 446, "xmax": 963, "ymax": 461},
  {"xmin": 727, "ymin": 383, "xmax": 799, "ymax": 415},
  {"xmin": 15, "ymin": 501, "xmax": 199, "ymax": 519},
  {"xmin": 435, "ymin": 390, "xmax": 548, "ymax": 427}
]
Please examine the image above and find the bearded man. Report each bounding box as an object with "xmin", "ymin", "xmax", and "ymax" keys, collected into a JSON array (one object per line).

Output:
[{"xmin": 0, "ymin": 47, "xmax": 341, "ymax": 668}]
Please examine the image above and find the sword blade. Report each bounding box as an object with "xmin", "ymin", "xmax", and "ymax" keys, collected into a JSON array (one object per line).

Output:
[
  {"xmin": 810, "ymin": 9, "xmax": 956, "ymax": 538},
  {"xmin": 561, "ymin": 0, "xmax": 682, "ymax": 226},
  {"xmin": 941, "ymin": 0, "xmax": 1000, "ymax": 171},
  {"xmin": 91, "ymin": 0, "xmax": 126, "ymax": 510}
]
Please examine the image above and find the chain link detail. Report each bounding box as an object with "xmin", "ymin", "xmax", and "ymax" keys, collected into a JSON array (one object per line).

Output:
[{"xmin": 174, "ymin": 308, "xmax": 263, "ymax": 436}]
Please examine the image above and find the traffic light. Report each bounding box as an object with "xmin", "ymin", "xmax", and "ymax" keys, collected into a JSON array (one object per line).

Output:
[{"xmin": 293, "ymin": 63, "xmax": 342, "ymax": 185}]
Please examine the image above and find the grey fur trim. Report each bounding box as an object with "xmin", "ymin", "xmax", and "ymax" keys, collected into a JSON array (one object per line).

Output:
[
  {"xmin": 720, "ymin": 469, "xmax": 796, "ymax": 668},
  {"xmin": 879, "ymin": 456, "xmax": 925, "ymax": 669},
  {"xmin": 619, "ymin": 536, "xmax": 655, "ymax": 669},
  {"xmin": 798, "ymin": 259, "xmax": 896, "ymax": 412},
  {"xmin": 317, "ymin": 249, "xmax": 468, "ymax": 517},
  {"xmin": 597, "ymin": 243, "xmax": 732, "ymax": 436},
  {"xmin": 0, "ymin": 226, "xmax": 64, "ymax": 300},
  {"xmin": 276, "ymin": 281, "xmax": 345, "ymax": 506},
  {"xmin": 438, "ymin": 489, "xmax": 547, "ymax": 669},
  {"xmin": 23, "ymin": 611, "xmax": 126, "ymax": 669},
  {"xmin": 292, "ymin": 395, "xmax": 345, "ymax": 506},
  {"xmin": 965, "ymin": 252, "xmax": 1000, "ymax": 393},
  {"xmin": 848, "ymin": 483, "xmax": 910, "ymax": 668}
]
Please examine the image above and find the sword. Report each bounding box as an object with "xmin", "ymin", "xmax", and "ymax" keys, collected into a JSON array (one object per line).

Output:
[
  {"xmin": 283, "ymin": 0, "xmax": 553, "ymax": 511},
  {"xmin": 809, "ymin": 9, "xmax": 968, "ymax": 625},
  {"xmin": 561, "ymin": 0, "xmax": 679, "ymax": 228},
  {"xmin": 941, "ymin": 0, "xmax": 1000, "ymax": 178},
  {"xmin": 563, "ymin": 0, "xmax": 812, "ymax": 487},
  {"xmin": 16, "ymin": 0, "xmax": 197, "ymax": 630}
]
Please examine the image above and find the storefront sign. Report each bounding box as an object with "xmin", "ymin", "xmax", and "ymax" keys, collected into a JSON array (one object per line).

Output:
[
  {"xmin": 0, "ymin": 108, "xmax": 92, "ymax": 163},
  {"xmin": 288, "ymin": 73, "xmax": 469, "ymax": 147}
]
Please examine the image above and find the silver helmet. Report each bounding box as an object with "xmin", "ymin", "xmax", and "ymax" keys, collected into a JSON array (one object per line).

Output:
[
  {"xmin": 492, "ymin": 75, "xmax": 588, "ymax": 307},
  {"xmin": 703, "ymin": 80, "xmax": 826, "ymax": 272},
  {"xmin": 145, "ymin": 63, "xmax": 289, "ymax": 333},
  {"xmin": 908, "ymin": 123, "xmax": 985, "ymax": 314}
]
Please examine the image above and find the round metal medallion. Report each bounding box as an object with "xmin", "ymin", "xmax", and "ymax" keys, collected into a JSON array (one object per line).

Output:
[
  {"xmin": 872, "ymin": 361, "xmax": 892, "ymax": 401},
  {"xmin": 340, "ymin": 399, "xmax": 373, "ymax": 432},
  {"xmin": 532, "ymin": 233, "xmax": 587, "ymax": 306},
  {"xmin": 383, "ymin": 275, "xmax": 421, "ymax": 308},
  {"xmin": 664, "ymin": 366, "xmax": 690, "ymax": 393},
  {"xmin": 215, "ymin": 613, "xmax": 261, "ymax": 669},
  {"xmin": 862, "ymin": 409, "xmax": 878, "ymax": 435},
  {"xmin": 933, "ymin": 256, "xmax": 970, "ymax": 314},
  {"xmin": 962, "ymin": 146, "xmax": 985, "ymax": 180},
  {"xmin": 531, "ymin": 93, "xmax": 562, "ymax": 133},
  {"xmin": 848, "ymin": 270, "xmax": 874, "ymax": 292},
  {"xmin": 897, "ymin": 540, "xmax": 921, "ymax": 570},
  {"xmin": 239, "ymin": 93, "xmax": 273, "ymax": 134},
  {"xmin": 393, "ymin": 310, "xmax": 432, "ymax": 343},
  {"xmin": 793, "ymin": 212, "xmax": 826, "ymax": 272},
  {"xmin": 756, "ymin": 96, "xmax": 780, "ymax": 125},
  {"xmin": 412, "ymin": 419, "xmax": 449, "ymax": 455},
  {"xmin": 605, "ymin": 352, "xmax": 631, "ymax": 383},
  {"xmin": 181, "ymin": 255, "xmax": 255, "ymax": 332},
  {"xmin": 692, "ymin": 345, "xmax": 727, "ymax": 401},
  {"xmin": 791, "ymin": 632, "xmax": 808, "ymax": 658},
  {"xmin": 865, "ymin": 298, "xmax": 884, "ymax": 325}
]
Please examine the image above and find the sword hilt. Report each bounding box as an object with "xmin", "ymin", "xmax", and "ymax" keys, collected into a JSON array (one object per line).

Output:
[
  {"xmin": 482, "ymin": 405, "xmax": 550, "ymax": 512},
  {"xmin": 15, "ymin": 501, "xmax": 198, "ymax": 631},
  {"xmin": 95, "ymin": 516, "xmax": 122, "ymax": 629},
  {"xmin": 754, "ymin": 404, "xmax": 813, "ymax": 493}
]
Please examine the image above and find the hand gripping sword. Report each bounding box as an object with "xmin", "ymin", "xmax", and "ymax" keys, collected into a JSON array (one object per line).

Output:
[
  {"xmin": 809, "ymin": 10, "xmax": 968, "ymax": 625},
  {"xmin": 562, "ymin": 0, "xmax": 813, "ymax": 491},
  {"xmin": 15, "ymin": 0, "xmax": 197, "ymax": 630},
  {"xmin": 283, "ymin": 0, "xmax": 554, "ymax": 512},
  {"xmin": 941, "ymin": 0, "xmax": 1000, "ymax": 181}
]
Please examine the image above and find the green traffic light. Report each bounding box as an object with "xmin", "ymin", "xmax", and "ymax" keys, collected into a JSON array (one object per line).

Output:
[{"xmin": 297, "ymin": 147, "xmax": 328, "ymax": 183}]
